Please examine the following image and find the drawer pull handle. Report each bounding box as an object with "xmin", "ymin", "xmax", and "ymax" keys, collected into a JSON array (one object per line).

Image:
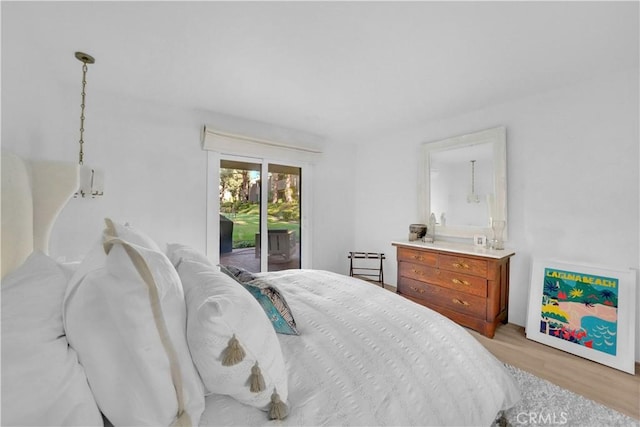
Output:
[
  {"xmin": 412, "ymin": 269, "xmax": 424, "ymax": 276},
  {"xmin": 412, "ymin": 255, "xmax": 424, "ymax": 261},
  {"xmin": 452, "ymin": 298, "xmax": 470, "ymax": 306},
  {"xmin": 410, "ymin": 286, "xmax": 425, "ymax": 294},
  {"xmin": 452, "ymin": 262, "xmax": 470, "ymax": 270},
  {"xmin": 452, "ymin": 278, "xmax": 471, "ymax": 286}
]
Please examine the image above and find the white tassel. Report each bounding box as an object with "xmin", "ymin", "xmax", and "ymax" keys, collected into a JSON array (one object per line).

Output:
[
  {"xmin": 249, "ymin": 362, "xmax": 266, "ymax": 392},
  {"xmin": 222, "ymin": 334, "xmax": 245, "ymax": 366},
  {"xmin": 268, "ymin": 389, "xmax": 289, "ymax": 420}
]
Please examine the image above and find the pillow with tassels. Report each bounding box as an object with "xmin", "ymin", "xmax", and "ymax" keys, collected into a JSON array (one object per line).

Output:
[{"xmin": 177, "ymin": 259, "xmax": 289, "ymax": 419}]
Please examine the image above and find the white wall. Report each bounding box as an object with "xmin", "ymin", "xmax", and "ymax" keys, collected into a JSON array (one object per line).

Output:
[
  {"xmin": 311, "ymin": 140, "xmax": 357, "ymax": 273},
  {"xmin": 1, "ymin": 78, "xmax": 357, "ymax": 275},
  {"xmin": 353, "ymin": 69, "xmax": 640, "ymax": 360}
]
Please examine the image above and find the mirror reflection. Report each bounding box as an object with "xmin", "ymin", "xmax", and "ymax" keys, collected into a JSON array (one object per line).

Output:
[
  {"xmin": 430, "ymin": 142, "xmax": 494, "ymax": 227},
  {"xmin": 421, "ymin": 127, "xmax": 507, "ymax": 240}
]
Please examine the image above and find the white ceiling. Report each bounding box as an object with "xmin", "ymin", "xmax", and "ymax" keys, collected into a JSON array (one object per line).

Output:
[{"xmin": 3, "ymin": 1, "xmax": 638, "ymax": 141}]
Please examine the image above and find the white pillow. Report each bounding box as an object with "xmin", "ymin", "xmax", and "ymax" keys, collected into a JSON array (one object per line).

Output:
[
  {"xmin": 1, "ymin": 251, "xmax": 102, "ymax": 426},
  {"xmin": 65, "ymin": 218, "xmax": 158, "ymax": 288},
  {"xmin": 177, "ymin": 259, "xmax": 288, "ymax": 412},
  {"xmin": 63, "ymin": 219, "xmax": 205, "ymax": 426},
  {"xmin": 105, "ymin": 217, "xmax": 161, "ymax": 251},
  {"xmin": 166, "ymin": 242, "xmax": 213, "ymax": 268}
]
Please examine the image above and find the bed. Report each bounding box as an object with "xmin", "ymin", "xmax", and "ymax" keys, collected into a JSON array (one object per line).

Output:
[{"xmin": 1, "ymin": 150, "xmax": 520, "ymax": 426}]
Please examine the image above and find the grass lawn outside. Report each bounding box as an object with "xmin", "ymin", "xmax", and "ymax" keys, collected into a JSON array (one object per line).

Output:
[{"xmin": 223, "ymin": 209, "xmax": 300, "ymax": 248}]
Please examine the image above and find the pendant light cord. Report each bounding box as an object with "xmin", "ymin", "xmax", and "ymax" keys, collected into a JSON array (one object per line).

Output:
[{"xmin": 78, "ymin": 61, "xmax": 88, "ymax": 165}]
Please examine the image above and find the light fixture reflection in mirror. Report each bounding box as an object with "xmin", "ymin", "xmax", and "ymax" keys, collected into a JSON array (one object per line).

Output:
[
  {"xmin": 466, "ymin": 160, "xmax": 480, "ymax": 204},
  {"xmin": 420, "ymin": 127, "xmax": 507, "ymax": 240},
  {"xmin": 429, "ymin": 142, "xmax": 494, "ymax": 228}
]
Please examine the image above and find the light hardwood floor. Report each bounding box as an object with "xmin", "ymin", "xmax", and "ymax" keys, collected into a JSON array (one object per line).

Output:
[
  {"xmin": 468, "ymin": 323, "xmax": 640, "ymax": 420},
  {"xmin": 377, "ymin": 282, "xmax": 639, "ymax": 419}
]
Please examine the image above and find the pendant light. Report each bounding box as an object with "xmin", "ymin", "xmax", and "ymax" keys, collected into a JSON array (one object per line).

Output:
[{"xmin": 73, "ymin": 51, "xmax": 104, "ymax": 198}]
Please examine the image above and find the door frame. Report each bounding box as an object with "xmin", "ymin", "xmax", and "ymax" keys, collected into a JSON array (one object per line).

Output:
[{"xmin": 206, "ymin": 151, "xmax": 313, "ymax": 271}]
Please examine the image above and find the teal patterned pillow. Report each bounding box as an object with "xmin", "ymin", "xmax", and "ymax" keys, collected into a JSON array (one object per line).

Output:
[
  {"xmin": 243, "ymin": 279, "xmax": 299, "ymax": 336},
  {"xmin": 218, "ymin": 266, "xmax": 299, "ymax": 336},
  {"xmin": 219, "ymin": 264, "xmax": 257, "ymax": 283}
]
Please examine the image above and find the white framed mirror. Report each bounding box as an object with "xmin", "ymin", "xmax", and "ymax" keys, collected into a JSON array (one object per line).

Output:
[{"xmin": 420, "ymin": 126, "xmax": 507, "ymax": 240}]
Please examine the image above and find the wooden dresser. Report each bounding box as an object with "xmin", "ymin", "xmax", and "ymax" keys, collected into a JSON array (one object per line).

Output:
[{"xmin": 392, "ymin": 241, "xmax": 514, "ymax": 338}]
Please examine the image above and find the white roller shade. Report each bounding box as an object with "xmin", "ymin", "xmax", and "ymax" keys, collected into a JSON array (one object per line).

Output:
[{"xmin": 201, "ymin": 126, "xmax": 322, "ymax": 163}]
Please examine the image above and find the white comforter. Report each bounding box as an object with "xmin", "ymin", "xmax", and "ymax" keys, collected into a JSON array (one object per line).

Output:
[{"xmin": 200, "ymin": 270, "xmax": 520, "ymax": 426}]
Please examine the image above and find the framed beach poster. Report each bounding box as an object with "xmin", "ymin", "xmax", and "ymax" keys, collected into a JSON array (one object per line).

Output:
[{"xmin": 526, "ymin": 259, "xmax": 636, "ymax": 374}]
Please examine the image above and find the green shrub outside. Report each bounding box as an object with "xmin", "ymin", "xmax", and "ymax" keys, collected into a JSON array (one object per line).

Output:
[{"xmin": 220, "ymin": 202, "xmax": 300, "ymax": 249}]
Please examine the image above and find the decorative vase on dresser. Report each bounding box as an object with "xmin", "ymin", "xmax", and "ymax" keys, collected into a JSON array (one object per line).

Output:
[{"xmin": 392, "ymin": 241, "xmax": 515, "ymax": 338}]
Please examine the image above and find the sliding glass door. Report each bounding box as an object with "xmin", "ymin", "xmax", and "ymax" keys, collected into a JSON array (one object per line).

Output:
[
  {"xmin": 218, "ymin": 157, "xmax": 301, "ymax": 273},
  {"xmin": 219, "ymin": 159, "xmax": 262, "ymax": 272},
  {"xmin": 266, "ymin": 163, "xmax": 301, "ymax": 272}
]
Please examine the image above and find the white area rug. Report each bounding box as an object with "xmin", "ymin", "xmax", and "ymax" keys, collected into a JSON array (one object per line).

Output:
[{"xmin": 502, "ymin": 364, "xmax": 638, "ymax": 427}]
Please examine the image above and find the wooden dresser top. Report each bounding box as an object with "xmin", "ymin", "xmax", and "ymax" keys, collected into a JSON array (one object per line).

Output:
[{"xmin": 392, "ymin": 240, "xmax": 515, "ymax": 260}]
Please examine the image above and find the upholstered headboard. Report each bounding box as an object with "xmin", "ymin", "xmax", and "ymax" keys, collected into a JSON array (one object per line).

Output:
[{"xmin": 1, "ymin": 150, "xmax": 79, "ymax": 278}]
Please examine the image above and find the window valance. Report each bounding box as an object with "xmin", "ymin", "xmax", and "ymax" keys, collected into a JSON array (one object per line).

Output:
[{"xmin": 201, "ymin": 126, "xmax": 322, "ymax": 163}]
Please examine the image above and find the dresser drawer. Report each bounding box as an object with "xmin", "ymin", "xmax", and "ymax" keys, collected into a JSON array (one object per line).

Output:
[
  {"xmin": 397, "ymin": 248, "xmax": 437, "ymax": 266},
  {"xmin": 430, "ymin": 270, "xmax": 487, "ymax": 298},
  {"xmin": 398, "ymin": 261, "xmax": 438, "ymax": 283},
  {"xmin": 438, "ymin": 253, "xmax": 487, "ymax": 278},
  {"xmin": 398, "ymin": 278, "xmax": 486, "ymax": 318},
  {"xmin": 397, "ymin": 277, "xmax": 432, "ymax": 301},
  {"xmin": 400, "ymin": 261, "xmax": 487, "ymax": 297}
]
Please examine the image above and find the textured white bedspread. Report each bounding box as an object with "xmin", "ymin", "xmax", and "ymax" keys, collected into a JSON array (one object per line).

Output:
[{"xmin": 200, "ymin": 270, "xmax": 520, "ymax": 426}]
